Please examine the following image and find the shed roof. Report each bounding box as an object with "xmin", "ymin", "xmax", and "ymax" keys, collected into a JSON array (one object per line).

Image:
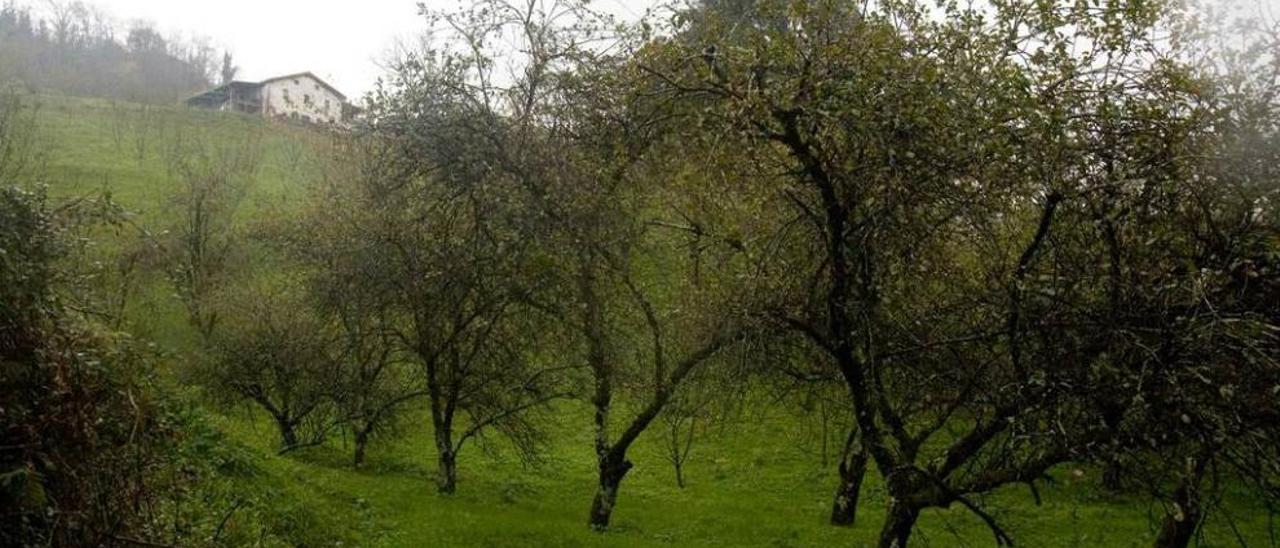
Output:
[{"xmin": 185, "ymin": 80, "xmax": 263, "ymax": 106}]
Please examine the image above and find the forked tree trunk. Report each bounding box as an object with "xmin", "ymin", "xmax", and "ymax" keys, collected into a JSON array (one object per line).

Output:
[
  {"xmin": 878, "ymin": 500, "xmax": 920, "ymax": 548},
  {"xmin": 588, "ymin": 456, "xmax": 633, "ymax": 530},
  {"xmin": 830, "ymin": 438, "xmax": 868, "ymax": 526},
  {"xmin": 429, "ymin": 379, "xmax": 458, "ymax": 494}
]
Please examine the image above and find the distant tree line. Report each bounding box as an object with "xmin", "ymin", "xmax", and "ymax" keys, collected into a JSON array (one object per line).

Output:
[{"xmin": 0, "ymin": 0, "xmax": 222, "ymax": 104}]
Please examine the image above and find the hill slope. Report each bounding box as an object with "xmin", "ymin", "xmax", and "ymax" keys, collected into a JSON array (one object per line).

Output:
[{"xmin": 21, "ymin": 94, "xmax": 1276, "ymax": 547}]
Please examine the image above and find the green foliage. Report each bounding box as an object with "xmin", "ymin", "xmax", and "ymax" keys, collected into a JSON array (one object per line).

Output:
[
  {"xmin": 199, "ymin": 286, "xmax": 342, "ymax": 451},
  {"xmin": 0, "ymin": 86, "xmax": 40, "ymax": 181},
  {"xmin": 0, "ymin": 179, "xmax": 166, "ymax": 545},
  {"xmin": 143, "ymin": 396, "xmax": 362, "ymax": 547},
  {"xmin": 5, "ymin": 0, "xmax": 1279, "ymax": 544},
  {"xmin": 0, "ymin": 185, "xmax": 57, "ymax": 332},
  {"xmin": 1, "ymin": 92, "xmax": 354, "ymax": 546},
  {"xmin": 160, "ymin": 121, "xmax": 262, "ymax": 338}
]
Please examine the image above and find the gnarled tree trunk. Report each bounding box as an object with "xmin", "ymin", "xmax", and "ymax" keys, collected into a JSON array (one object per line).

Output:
[
  {"xmin": 589, "ymin": 455, "xmax": 633, "ymax": 530},
  {"xmin": 830, "ymin": 430, "xmax": 867, "ymax": 526},
  {"xmin": 878, "ymin": 500, "xmax": 921, "ymax": 548},
  {"xmin": 1154, "ymin": 499, "xmax": 1200, "ymax": 548},
  {"xmin": 433, "ymin": 406, "xmax": 458, "ymax": 494},
  {"xmin": 1154, "ymin": 455, "xmax": 1209, "ymax": 548},
  {"xmin": 437, "ymin": 448, "xmax": 457, "ymax": 494}
]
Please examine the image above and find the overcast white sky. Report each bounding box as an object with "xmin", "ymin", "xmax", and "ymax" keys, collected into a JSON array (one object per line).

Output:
[
  {"xmin": 85, "ymin": 0, "xmax": 659, "ymax": 99},
  {"xmin": 59, "ymin": 0, "xmax": 1280, "ymax": 100}
]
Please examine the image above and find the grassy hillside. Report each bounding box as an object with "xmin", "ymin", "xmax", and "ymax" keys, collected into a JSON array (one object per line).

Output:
[
  {"xmin": 30, "ymin": 92, "xmax": 329, "ymax": 350},
  {"xmin": 23, "ymin": 94, "xmax": 1275, "ymax": 547},
  {"xmin": 34, "ymin": 94, "xmax": 319, "ymax": 210}
]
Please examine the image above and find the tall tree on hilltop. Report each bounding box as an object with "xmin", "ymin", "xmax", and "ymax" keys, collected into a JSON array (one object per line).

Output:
[{"xmin": 219, "ymin": 51, "xmax": 237, "ymax": 84}]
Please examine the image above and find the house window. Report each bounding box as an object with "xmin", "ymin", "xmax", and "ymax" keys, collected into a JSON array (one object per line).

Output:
[
  {"xmin": 293, "ymin": 78, "xmax": 299, "ymax": 85},
  {"xmin": 283, "ymin": 89, "xmax": 290, "ymax": 102}
]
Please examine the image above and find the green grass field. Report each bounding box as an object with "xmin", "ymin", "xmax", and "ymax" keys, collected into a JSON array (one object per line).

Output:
[{"xmin": 25, "ymin": 93, "xmax": 1276, "ymax": 547}]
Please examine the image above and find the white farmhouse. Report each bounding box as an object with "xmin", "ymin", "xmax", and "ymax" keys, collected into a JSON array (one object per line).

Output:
[{"xmin": 186, "ymin": 71, "xmax": 351, "ymax": 126}]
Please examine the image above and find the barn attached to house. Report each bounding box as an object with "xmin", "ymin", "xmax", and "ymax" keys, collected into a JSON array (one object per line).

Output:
[{"xmin": 186, "ymin": 72, "xmax": 349, "ymax": 125}]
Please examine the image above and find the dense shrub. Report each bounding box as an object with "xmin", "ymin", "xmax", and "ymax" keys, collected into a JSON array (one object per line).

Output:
[
  {"xmin": 0, "ymin": 184, "xmax": 354, "ymax": 547},
  {"xmin": 0, "ymin": 183, "xmax": 166, "ymax": 545}
]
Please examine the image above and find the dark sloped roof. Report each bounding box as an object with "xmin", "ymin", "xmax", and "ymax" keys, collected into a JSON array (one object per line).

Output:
[{"xmin": 185, "ymin": 80, "xmax": 263, "ymax": 105}]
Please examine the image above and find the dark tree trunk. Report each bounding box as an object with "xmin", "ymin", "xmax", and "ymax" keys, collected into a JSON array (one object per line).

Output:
[
  {"xmin": 673, "ymin": 460, "xmax": 686, "ymax": 489},
  {"xmin": 353, "ymin": 428, "xmax": 370, "ymax": 468},
  {"xmin": 830, "ymin": 439, "xmax": 867, "ymax": 526},
  {"xmin": 276, "ymin": 416, "xmax": 299, "ymax": 450},
  {"xmin": 1154, "ymin": 471, "xmax": 1205, "ymax": 548},
  {"xmin": 1100, "ymin": 405, "xmax": 1124, "ymax": 493},
  {"xmin": 878, "ymin": 501, "xmax": 920, "ymax": 548},
  {"xmin": 1102, "ymin": 460, "xmax": 1123, "ymax": 492},
  {"xmin": 437, "ymin": 449, "xmax": 457, "ymax": 494},
  {"xmin": 588, "ymin": 455, "xmax": 633, "ymax": 530},
  {"xmin": 428, "ymin": 371, "xmax": 457, "ymax": 494}
]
